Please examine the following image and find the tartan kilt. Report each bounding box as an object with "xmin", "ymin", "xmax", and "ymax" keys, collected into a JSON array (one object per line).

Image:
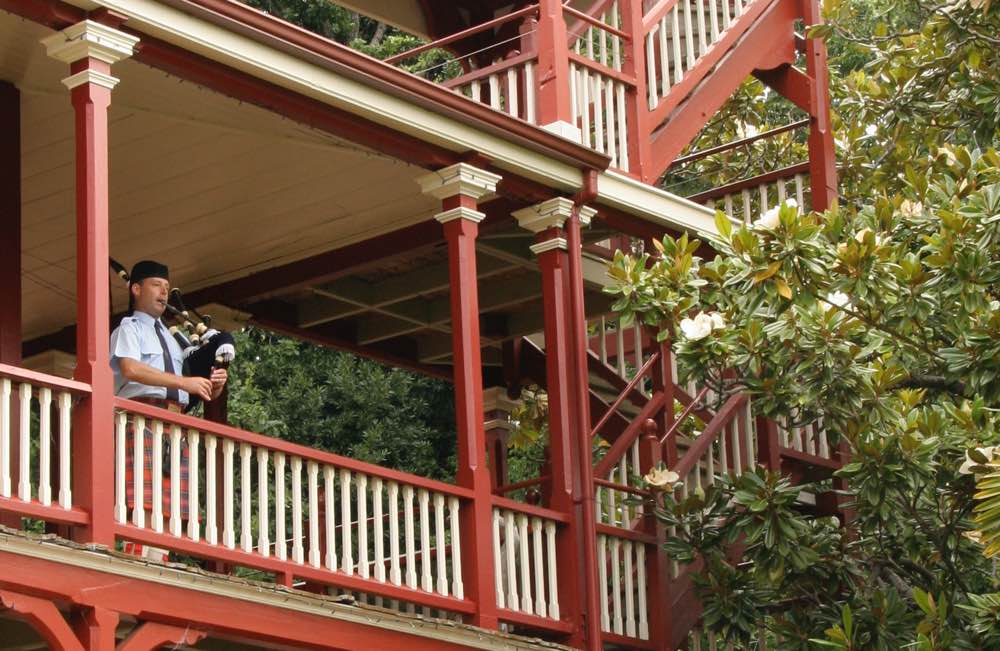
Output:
[{"xmin": 123, "ymin": 413, "xmax": 190, "ymax": 516}]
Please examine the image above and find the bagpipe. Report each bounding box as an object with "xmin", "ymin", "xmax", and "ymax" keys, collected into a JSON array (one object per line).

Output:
[{"xmin": 110, "ymin": 258, "xmax": 236, "ymax": 407}]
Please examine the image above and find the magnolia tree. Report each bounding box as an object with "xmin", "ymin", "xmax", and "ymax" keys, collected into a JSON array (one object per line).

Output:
[{"xmin": 605, "ymin": 0, "xmax": 1000, "ymax": 644}]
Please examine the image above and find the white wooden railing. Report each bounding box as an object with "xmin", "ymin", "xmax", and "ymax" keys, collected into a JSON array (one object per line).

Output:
[
  {"xmin": 778, "ymin": 416, "xmax": 835, "ymax": 461},
  {"xmin": 568, "ymin": 1, "xmax": 633, "ymax": 171},
  {"xmin": 491, "ymin": 503, "xmax": 562, "ymax": 621},
  {"xmin": 642, "ymin": 0, "xmax": 757, "ymax": 111},
  {"xmin": 113, "ymin": 398, "xmax": 470, "ymax": 613},
  {"xmin": 445, "ymin": 53, "xmax": 538, "ymax": 124},
  {"xmin": 0, "ymin": 365, "xmax": 87, "ymax": 521},
  {"xmin": 689, "ymin": 164, "xmax": 810, "ymax": 222},
  {"xmin": 597, "ymin": 528, "xmax": 653, "ymax": 641}
]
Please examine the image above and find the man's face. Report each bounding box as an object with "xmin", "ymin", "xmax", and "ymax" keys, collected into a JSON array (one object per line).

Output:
[{"xmin": 131, "ymin": 277, "xmax": 170, "ymax": 318}]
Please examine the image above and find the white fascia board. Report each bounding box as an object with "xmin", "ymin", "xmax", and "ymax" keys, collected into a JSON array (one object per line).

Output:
[
  {"xmin": 62, "ymin": 0, "xmax": 584, "ymax": 192},
  {"xmin": 596, "ymin": 169, "xmax": 719, "ymax": 236}
]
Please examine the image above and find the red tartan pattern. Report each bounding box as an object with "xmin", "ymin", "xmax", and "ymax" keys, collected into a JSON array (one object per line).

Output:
[{"xmin": 122, "ymin": 414, "xmax": 190, "ymax": 516}]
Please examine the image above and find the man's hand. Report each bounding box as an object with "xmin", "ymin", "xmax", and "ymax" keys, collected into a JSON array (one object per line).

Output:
[
  {"xmin": 182, "ymin": 376, "xmax": 213, "ymax": 402},
  {"xmin": 209, "ymin": 368, "xmax": 228, "ymax": 401}
]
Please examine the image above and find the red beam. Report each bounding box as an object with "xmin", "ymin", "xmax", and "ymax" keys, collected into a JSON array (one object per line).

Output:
[{"xmin": 0, "ymin": 549, "xmax": 489, "ymax": 650}]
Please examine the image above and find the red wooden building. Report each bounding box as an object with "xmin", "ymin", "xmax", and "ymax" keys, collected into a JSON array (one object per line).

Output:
[{"xmin": 0, "ymin": 0, "xmax": 841, "ymax": 648}]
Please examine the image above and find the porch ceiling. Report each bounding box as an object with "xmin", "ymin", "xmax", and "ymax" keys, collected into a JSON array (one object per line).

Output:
[{"xmin": 3, "ymin": 10, "xmax": 443, "ymax": 342}]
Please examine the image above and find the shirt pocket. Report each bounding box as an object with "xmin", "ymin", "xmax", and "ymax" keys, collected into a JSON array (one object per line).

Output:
[{"xmin": 139, "ymin": 339, "xmax": 166, "ymax": 370}]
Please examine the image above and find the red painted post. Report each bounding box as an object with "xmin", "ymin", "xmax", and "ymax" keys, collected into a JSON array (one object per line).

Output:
[
  {"xmin": 756, "ymin": 416, "xmax": 781, "ymax": 472},
  {"xmin": 637, "ymin": 419, "xmax": 674, "ymax": 650},
  {"xmin": 513, "ymin": 199, "xmax": 585, "ymax": 644},
  {"xmin": 0, "ymin": 82, "xmax": 21, "ymax": 368},
  {"xmin": 535, "ymin": 0, "xmax": 579, "ymax": 140},
  {"xmin": 43, "ymin": 20, "xmax": 138, "ymax": 546},
  {"xmin": 418, "ymin": 163, "xmax": 502, "ymax": 630},
  {"xmin": 73, "ymin": 606, "xmax": 119, "ymax": 651},
  {"xmin": 566, "ymin": 203, "xmax": 603, "ymax": 651},
  {"xmin": 802, "ymin": 0, "xmax": 838, "ymax": 210},
  {"xmin": 482, "ymin": 387, "xmax": 515, "ymax": 491},
  {"xmin": 0, "ymin": 81, "xmax": 22, "ymax": 530},
  {"xmin": 651, "ymin": 338, "xmax": 678, "ymax": 467},
  {"xmin": 620, "ymin": 0, "xmax": 650, "ymax": 179}
]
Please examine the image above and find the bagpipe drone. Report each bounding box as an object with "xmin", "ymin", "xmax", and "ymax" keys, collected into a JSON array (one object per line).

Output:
[{"xmin": 110, "ymin": 258, "xmax": 236, "ymax": 410}]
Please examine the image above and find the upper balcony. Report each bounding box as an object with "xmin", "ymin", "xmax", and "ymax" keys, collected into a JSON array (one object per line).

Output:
[{"xmin": 0, "ymin": 0, "xmax": 837, "ymax": 649}]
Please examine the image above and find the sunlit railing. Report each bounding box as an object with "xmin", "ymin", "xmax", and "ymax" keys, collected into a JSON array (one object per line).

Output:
[{"xmin": 0, "ymin": 364, "xmax": 89, "ymax": 526}]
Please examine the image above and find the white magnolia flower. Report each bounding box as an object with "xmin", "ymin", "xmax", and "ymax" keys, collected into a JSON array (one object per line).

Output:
[
  {"xmin": 753, "ymin": 199, "xmax": 798, "ymax": 231},
  {"xmin": 680, "ymin": 312, "xmax": 715, "ymax": 340},
  {"xmin": 824, "ymin": 291, "xmax": 852, "ymax": 312},
  {"xmin": 899, "ymin": 199, "xmax": 923, "ymax": 218},
  {"xmin": 959, "ymin": 447, "xmax": 997, "ymax": 475},
  {"xmin": 644, "ymin": 466, "xmax": 681, "ymax": 488},
  {"xmin": 754, "ymin": 206, "xmax": 781, "ymax": 231},
  {"xmin": 709, "ymin": 312, "xmax": 726, "ymax": 331}
]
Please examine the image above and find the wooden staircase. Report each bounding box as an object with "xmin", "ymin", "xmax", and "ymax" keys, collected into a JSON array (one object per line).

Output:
[{"xmin": 515, "ymin": 310, "xmax": 843, "ymax": 649}]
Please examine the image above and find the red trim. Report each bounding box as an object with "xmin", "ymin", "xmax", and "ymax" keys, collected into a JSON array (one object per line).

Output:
[
  {"xmin": 118, "ymin": 622, "xmax": 206, "ymax": 651},
  {"xmin": 114, "ymin": 524, "xmax": 477, "ymax": 614},
  {"xmin": 0, "ymin": 549, "xmax": 487, "ymax": 650},
  {"xmin": 490, "ymin": 496, "xmax": 571, "ymax": 523},
  {"xmin": 601, "ymin": 630, "xmax": 657, "ymax": 649},
  {"xmin": 0, "ymin": 363, "xmax": 92, "ymax": 394},
  {"xmin": 498, "ymin": 609, "xmax": 575, "ymax": 633},
  {"xmin": 0, "ymin": 589, "xmax": 85, "ymax": 651},
  {"xmin": 535, "ymin": 0, "xmax": 575, "ymax": 126},
  {"xmin": 0, "ymin": 497, "xmax": 90, "ymax": 525}
]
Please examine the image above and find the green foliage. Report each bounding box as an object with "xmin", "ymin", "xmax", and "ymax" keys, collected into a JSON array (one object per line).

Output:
[
  {"xmin": 612, "ymin": 0, "xmax": 1000, "ymax": 644},
  {"xmin": 228, "ymin": 327, "xmax": 457, "ymax": 480}
]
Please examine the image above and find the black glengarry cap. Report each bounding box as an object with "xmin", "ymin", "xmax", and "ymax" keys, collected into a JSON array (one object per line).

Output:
[{"xmin": 129, "ymin": 260, "xmax": 169, "ymax": 285}]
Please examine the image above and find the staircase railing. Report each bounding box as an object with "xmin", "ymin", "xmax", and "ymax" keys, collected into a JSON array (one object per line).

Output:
[{"xmin": 687, "ymin": 162, "xmax": 811, "ymax": 222}]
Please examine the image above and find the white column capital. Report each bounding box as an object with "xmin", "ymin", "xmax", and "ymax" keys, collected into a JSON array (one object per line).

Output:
[
  {"xmin": 417, "ymin": 163, "xmax": 501, "ymax": 201},
  {"xmin": 42, "ymin": 20, "xmax": 138, "ymax": 66},
  {"xmin": 61, "ymin": 69, "xmax": 120, "ymax": 91},
  {"xmin": 434, "ymin": 206, "xmax": 486, "ymax": 225},
  {"xmin": 529, "ymin": 237, "xmax": 568, "ymax": 255},
  {"xmin": 513, "ymin": 197, "xmax": 596, "ymax": 233}
]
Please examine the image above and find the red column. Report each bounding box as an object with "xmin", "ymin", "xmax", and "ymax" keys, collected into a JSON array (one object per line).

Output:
[
  {"xmin": 802, "ymin": 0, "xmax": 838, "ymax": 210},
  {"xmin": 535, "ymin": 0, "xmax": 580, "ymax": 141},
  {"xmin": 514, "ymin": 198, "xmax": 586, "ymax": 644},
  {"xmin": 620, "ymin": 0, "xmax": 650, "ymax": 180},
  {"xmin": 419, "ymin": 163, "xmax": 502, "ymax": 629},
  {"xmin": 566, "ymin": 204, "xmax": 603, "ymax": 651},
  {"xmin": 44, "ymin": 20, "xmax": 138, "ymax": 546},
  {"xmin": 0, "ymin": 81, "xmax": 22, "ymax": 529},
  {"xmin": 0, "ymin": 82, "xmax": 21, "ymax": 367}
]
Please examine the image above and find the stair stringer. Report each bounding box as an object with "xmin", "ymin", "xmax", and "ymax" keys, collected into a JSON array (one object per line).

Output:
[{"xmin": 643, "ymin": 0, "xmax": 800, "ymax": 183}]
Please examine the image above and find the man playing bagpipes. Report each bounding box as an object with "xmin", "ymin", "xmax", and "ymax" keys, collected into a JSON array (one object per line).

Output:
[{"xmin": 110, "ymin": 260, "xmax": 233, "ymax": 561}]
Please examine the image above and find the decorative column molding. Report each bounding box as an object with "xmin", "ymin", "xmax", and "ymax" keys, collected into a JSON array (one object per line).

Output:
[
  {"xmin": 418, "ymin": 162, "xmax": 501, "ymax": 630},
  {"xmin": 535, "ymin": 0, "xmax": 581, "ymax": 142},
  {"xmin": 513, "ymin": 197, "xmax": 591, "ymax": 647},
  {"xmin": 43, "ymin": 19, "xmax": 137, "ymax": 546}
]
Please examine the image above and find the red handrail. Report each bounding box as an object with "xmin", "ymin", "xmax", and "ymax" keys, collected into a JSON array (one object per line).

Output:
[
  {"xmin": 114, "ymin": 397, "xmax": 472, "ymax": 500},
  {"xmin": 0, "ymin": 363, "xmax": 91, "ymax": 394},
  {"xmin": 563, "ymin": 5, "xmax": 631, "ymax": 39},
  {"xmin": 659, "ymin": 386, "xmax": 711, "ymax": 444},
  {"xmin": 384, "ymin": 4, "xmax": 539, "ymax": 65},
  {"xmin": 671, "ymin": 393, "xmax": 748, "ymax": 480},
  {"xmin": 494, "ymin": 475, "xmax": 550, "ymax": 495},
  {"xmin": 669, "ymin": 119, "xmax": 809, "ymax": 169},
  {"xmin": 686, "ymin": 162, "xmax": 810, "ymax": 204},
  {"xmin": 590, "ymin": 350, "xmax": 661, "ymax": 438}
]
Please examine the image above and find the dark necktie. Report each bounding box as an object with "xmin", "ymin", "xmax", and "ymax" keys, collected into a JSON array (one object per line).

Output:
[{"xmin": 154, "ymin": 321, "xmax": 181, "ymax": 402}]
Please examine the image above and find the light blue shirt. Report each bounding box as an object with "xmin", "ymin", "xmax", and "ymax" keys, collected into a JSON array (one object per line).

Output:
[{"xmin": 110, "ymin": 310, "xmax": 189, "ymax": 406}]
